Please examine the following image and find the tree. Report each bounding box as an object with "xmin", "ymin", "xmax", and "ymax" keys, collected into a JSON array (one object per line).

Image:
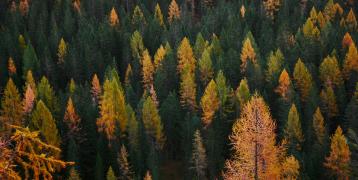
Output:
[
  {"xmin": 168, "ymin": 0, "xmax": 180, "ymax": 23},
  {"xmin": 263, "ymin": 0, "xmax": 281, "ymax": 19},
  {"xmin": 342, "ymin": 32, "xmax": 353, "ymax": 49},
  {"xmin": 224, "ymin": 94, "xmax": 281, "ymax": 179},
  {"xmin": 302, "ymin": 18, "xmax": 320, "ymax": 39},
  {"xmin": 130, "ymin": 31, "xmax": 145, "ymax": 60},
  {"xmin": 275, "ymin": 69, "xmax": 292, "ymax": 100},
  {"xmin": 343, "ymin": 9, "xmax": 357, "ymax": 31},
  {"xmin": 144, "ymin": 171, "xmax": 152, "ymax": 180},
  {"xmin": 142, "ymin": 96, "xmax": 165, "ymax": 148},
  {"xmin": 69, "ymin": 78, "xmax": 76, "ymax": 95},
  {"xmin": 198, "ymin": 48, "xmax": 214, "ymax": 85},
  {"xmin": 132, "ymin": 5, "xmax": 146, "ymax": 26},
  {"xmin": 235, "ymin": 78, "xmax": 250, "ymax": 110},
  {"xmin": 37, "ymin": 76, "xmax": 59, "ymax": 114},
  {"xmin": 154, "ymin": 45, "xmax": 166, "ymax": 69},
  {"xmin": 284, "ymin": 104, "xmax": 304, "ymax": 152},
  {"xmin": 64, "ymin": 97, "xmax": 81, "ymax": 133},
  {"xmin": 7, "ymin": 57, "xmax": 16, "ymax": 75},
  {"xmin": 324, "ymin": 126, "xmax": 351, "ymax": 179},
  {"xmin": 179, "ymin": 67, "xmax": 197, "ymax": 111},
  {"xmin": 194, "ymin": 33, "xmax": 208, "ymax": 59},
  {"xmin": 109, "ymin": 7, "xmax": 119, "ymax": 27},
  {"xmin": 313, "ymin": 107, "xmax": 327, "ymax": 145},
  {"xmin": 19, "ymin": 0, "xmax": 29, "ymax": 16},
  {"xmin": 23, "ymin": 85, "xmax": 35, "ymax": 114},
  {"xmin": 142, "ymin": 49, "xmax": 155, "ymax": 89},
  {"xmin": 191, "ymin": 130, "xmax": 207, "ymax": 179},
  {"xmin": 22, "ymin": 43, "xmax": 40, "ymax": 78},
  {"xmin": 117, "ymin": 145, "xmax": 133, "ymax": 180},
  {"xmin": 319, "ymin": 55, "xmax": 343, "ymax": 87},
  {"xmin": 57, "ymin": 38, "xmax": 67, "ymax": 64},
  {"xmin": 0, "ymin": 79, "xmax": 23, "ymax": 133},
  {"xmin": 97, "ymin": 79, "xmax": 127, "ymax": 140},
  {"xmin": 30, "ymin": 100, "xmax": 60, "ymax": 146},
  {"xmin": 68, "ymin": 167, "xmax": 81, "ymax": 180},
  {"xmin": 154, "ymin": 3, "xmax": 164, "ymax": 27},
  {"xmin": 200, "ymin": 80, "xmax": 219, "ymax": 127},
  {"xmin": 281, "ymin": 155, "xmax": 300, "ymax": 180},
  {"xmin": 293, "ymin": 59, "xmax": 313, "ymax": 102},
  {"xmin": 343, "ymin": 42, "xmax": 358, "ymax": 79},
  {"xmin": 91, "ymin": 74, "xmax": 101, "ymax": 103},
  {"xmin": 240, "ymin": 38, "xmax": 256, "ymax": 73},
  {"xmin": 106, "ymin": 166, "xmax": 116, "ymax": 180},
  {"xmin": 177, "ymin": 37, "xmax": 196, "ymax": 74},
  {"xmin": 24, "ymin": 70, "xmax": 36, "ymax": 95},
  {"xmin": 266, "ymin": 49, "xmax": 284, "ymax": 85},
  {"xmin": 320, "ymin": 86, "xmax": 338, "ymax": 119}
]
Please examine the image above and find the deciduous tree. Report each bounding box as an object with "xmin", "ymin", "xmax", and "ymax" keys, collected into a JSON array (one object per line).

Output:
[
  {"xmin": 284, "ymin": 104, "xmax": 304, "ymax": 151},
  {"xmin": 200, "ymin": 80, "xmax": 219, "ymax": 127},
  {"xmin": 293, "ymin": 59, "xmax": 313, "ymax": 102},
  {"xmin": 168, "ymin": 0, "xmax": 180, "ymax": 23},
  {"xmin": 191, "ymin": 130, "xmax": 207, "ymax": 179},
  {"xmin": 109, "ymin": 7, "xmax": 119, "ymax": 27}
]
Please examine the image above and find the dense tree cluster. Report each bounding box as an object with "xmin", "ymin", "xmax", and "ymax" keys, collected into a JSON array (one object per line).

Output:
[{"xmin": 0, "ymin": 0, "xmax": 358, "ymax": 179}]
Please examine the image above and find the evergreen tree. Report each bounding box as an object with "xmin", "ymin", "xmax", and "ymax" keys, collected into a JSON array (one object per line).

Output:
[
  {"xmin": 198, "ymin": 48, "xmax": 214, "ymax": 85},
  {"xmin": 235, "ymin": 78, "xmax": 250, "ymax": 111},
  {"xmin": 22, "ymin": 42, "xmax": 40, "ymax": 78}
]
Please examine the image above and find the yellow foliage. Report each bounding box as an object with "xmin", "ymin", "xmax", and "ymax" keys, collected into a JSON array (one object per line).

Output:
[
  {"xmin": 177, "ymin": 37, "xmax": 196, "ymax": 74},
  {"xmin": 275, "ymin": 69, "xmax": 291, "ymax": 100},
  {"xmin": 154, "ymin": 45, "xmax": 166, "ymax": 69},
  {"xmin": 343, "ymin": 42, "xmax": 358, "ymax": 79},
  {"xmin": 154, "ymin": 3, "xmax": 165, "ymax": 27},
  {"xmin": 293, "ymin": 59, "xmax": 313, "ymax": 102},
  {"xmin": 281, "ymin": 155, "xmax": 300, "ymax": 180},
  {"xmin": 142, "ymin": 49, "xmax": 154, "ymax": 89},
  {"xmin": 319, "ymin": 55, "xmax": 343, "ymax": 87},
  {"xmin": 313, "ymin": 107, "xmax": 326, "ymax": 145},
  {"xmin": 91, "ymin": 74, "xmax": 101, "ymax": 103},
  {"xmin": 200, "ymin": 80, "xmax": 219, "ymax": 127},
  {"xmin": 109, "ymin": 7, "xmax": 119, "ymax": 27},
  {"xmin": 168, "ymin": 0, "xmax": 181, "ymax": 23},
  {"xmin": 320, "ymin": 86, "xmax": 338, "ymax": 119},
  {"xmin": 57, "ymin": 38, "xmax": 67, "ymax": 64},
  {"xmin": 240, "ymin": 38, "xmax": 256, "ymax": 72}
]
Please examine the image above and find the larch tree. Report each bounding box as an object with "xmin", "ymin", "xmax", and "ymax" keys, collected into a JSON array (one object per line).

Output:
[
  {"xmin": 142, "ymin": 49, "xmax": 155, "ymax": 89},
  {"xmin": 132, "ymin": 5, "xmax": 146, "ymax": 26},
  {"xmin": 142, "ymin": 96, "xmax": 165, "ymax": 148},
  {"xmin": 24, "ymin": 70, "xmax": 36, "ymax": 95},
  {"xmin": 240, "ymin": 5, "xmax": 246, "ymax": 18},
  {"xmin": 106, "ymin": 166, "xmax": 116, "ymax": 180},
  {"xmin": 23, "ymin": 85, "xmax": 35, "ymax": 115},
  {"xmin": 191, "ymin": 130, "xmax": 208, "ymax": 179},
  {"xmin": 281, "ymin": 155, "xmax": 300, "ymax": 180},
  {"xmin": 177, "ymin": 37, "xmax": 196, "ymax": 74},
  {"xmin": 91, "ymin": 74, "xmax": 101, "ymax": 103},
  {"xmin": 124, "ymin": 64, "xmax": 133, "ymax": 86},
  {"xmin": 263, "ymin": 0, "xmax": 281, "ymax": 19},
  {"xmin": 235, "ymin": 78, "xmax": 250, "ymax": 110},
  {"xmin": 343, "ymin": 8, "xmax": 357, "ymax": 31},
  {"xmin": 30, "ymin": 100, "xmax": 60, "ymax": 147},
  {"xmin": 224, "ymin": 94, "xmax": 281, "ymax": 179},
  {"xmin": 130, "ymin": 31, "xmax": 145, "ymax": 60},
  {"xmin": 324, "ymin": 126, "xmax": 351, "ymax": 179},
  {"xmin": 302, "ymin": 18, "xmax": 320, "ymax": 39},
  {"xmin": 179, "ymin": 66, "xmax": 197, "ymax": 111},
  {"xmin": 293, "ymin": 59, "xmax": 313, "ymax": 102},
  {"xmin": 313, "ymin": 107, "xmax": 326, "ymax": 145},
  {"xmin": 117, "ymin": 145, "xmax": 134, "ymax": 180},
  {"xmin": 342, "ymin": 32, "xmax": 353, "ymax": 49},
  {"xmin": 57, "ymin": 38, "xmax": 67, "ymax": 64},
  {"xmin": 64, "ymin": 97, "xmax": 81, "ymax": 134},
  {"xmin": 240, "ymin": 37, "xmax": 257, "ymax": 73},
  {"xmin": 284, "ymin": 104, "xmax": 304, "ymax": 152},
  {"xmin": 200, "ymin": 80, "xmax": 220, "ymax": 127},
  {"xmin": 194, "ymin": 33, "xmax": 208, "ymax": 59},
  {"xmin": 8, "ymin": 57, "xmax": 16, "ymax": 75},
  {"xmin": 320, "ymin": 86, "xmax": 338, "ymax": 119},
  {"xmin": 154, "ymin": 3, "xmax": 164, "ymax": 27},
  {"xmin": 68, "ymin": 78, "xmax": 76, "ymax": 95},
  {"xmin": 198, "ymin": 48, "xmax": 214, "ymax": 85},
  {"xmin": 19, "ymin": 0, "xmax": 29, "ymax": 16},
  {"xmin": 343, "ymin": 42, "xmax": 358, "ymax": 79},
  {"xmin": 275, "ymin": 69, "xmax": 292, "ymax": 100},
  {"xmin": 168, "ymin": 0, "xmax": 181, "ymax": 23},
  {"xmin": 37, "ymin": 76, "xmax": 59, "ymax": 114},
  {"xmin": 265, "ymin": 49, "xmax": 284, "ymax": 85},
  {"xmin": 319, "ymin": 55, "xmax": 343, "ymax": 88},
  {"xmin": 68, "ymin": 167, "xmax": 81, "ymax": 180},
  {"xmin": 109, "ymin": 7, "xmax": 119, "ymax": 27},
  {"xmin": 0, "ymin": 79, "xmax": 23, "ymax": 133},
  {"xmin": 144, "ymin": 171, "xmax": 152, "ymax": 180},
  {"xmin": 154, "ymin": 45, "xmax": 166, "ymax": 69}
]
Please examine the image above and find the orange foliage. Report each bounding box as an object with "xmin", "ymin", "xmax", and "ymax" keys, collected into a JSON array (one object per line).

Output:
[
  {"xmin": 275, "ymin": 69, "xmax": 291, "ymax": 100},
  {"xmin": 7, "ymin": 57, "xmax": 16, "ymax": 75}
]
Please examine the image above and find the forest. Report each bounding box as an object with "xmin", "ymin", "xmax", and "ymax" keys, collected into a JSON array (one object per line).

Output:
[{"xmin": 0, "ymin": 0, "xmax": 358, "ymax": 179}]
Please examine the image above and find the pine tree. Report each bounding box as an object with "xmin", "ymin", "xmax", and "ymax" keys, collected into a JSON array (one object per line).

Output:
[
  {"xmin": 57, "ymin": 38, "xmax": 67, "ymax": 64},
  {"xmin": 142, "ymin": 96, "xmax": 165, "ymax": 148},
  {"xmin": 224, "ymin": 94, "xmax": 281, "ymax": 179},
  {"xmin": 23, "ymin": 85, "xmax": 35, "ymax": 114},
  {"xmin": 109, "ymin": 7, "xmax": 120, "ymax": 27},
  {"xmin": 8, "ymin": 57, "xmax": 16, "ymax": 75},
  {"xmin": 191, "ymin": 130, "xmax": 208, "ymax": 179},
  {"xmin": 281, "ymin": 155, "xmax": 300, "ymax": 179},
  {"xmin": 37, "ymin": 76, "xmax": 59, "ymax": 114},
  {"xmin": 168, "ymin": 0, "xmax": 181, "ymax": 23},
  {"xmin": 106, "ymin": 166, "xmax": 116, "ymax": 180},
  {"xmin": 313, "ymin": 107, "xmax": 326, "ymax": 145},
  {"xmin": 293, "ymin": 59, "xmax": 313, "ymax": 102},
  {"xmin": 275, "ymin": 69, "xmax": 292, "ymax": 100},
  {"xmin": 91, "ymin": 74, "xmax": 101, "ymax": 103},
  {"xmin": 142, "ymin": 49, "xmax": 155, "ymax": 89},
  {"xmin": 0, "ymin": 79, "xmax": 23, "ymax": 133},
  {"xmin": 284, "ymin": 104, "xmax": 304, "ymax": 152},
  {"xmin": 235, "ymin": 78, "xmax": 250, "ymax": 110},
  {"xmin": 198, "ymin": 48, "xmax": 214, "ymax": 85},
  {"xmin": 117, "ymin": 145, "xmax": 134, "ymax": 180},
  {"xmin": 64, "ymin": 97, "xmax": 81, "ymax": 132},
  {"xmin": 319, "ymin": 55, "xmax": 343, "ymax": 87},
  {"xmin": 154, "ymin": 45, "xmax": 166, "ymax": 69},
  {"xmin": 320, "ymin": 86, "xmax": 338, "ymax": 119},
  {"xmin": 343, "ymin": 42, "xmax": 358, "ymax": 79},
  {"xmin": 200, "ymin": 80, "xmax": 219, "ymax": 127},
  {"xmin": 324, "ymin": 126, "xmax": 351, "ymax": 179},
  {"xmin": 127, "ymin": 105, "xmax": 139, "ymax": 151},
  {"xmin": 240, "ymin": 38, "xmax": 257, "ymax": 73},
  {"xmin": 30, "ymin": 100, "xmax": 60, "ymax": 146},
  {"xmin": 154, "ymin": 3, "xmax": 164, "ymax": 27}
]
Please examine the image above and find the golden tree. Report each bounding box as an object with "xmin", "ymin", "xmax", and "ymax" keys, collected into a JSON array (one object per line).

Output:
[
  {"xmin": 320, "ymin": 86, "xmax": 338, "ymax": 119},
  {"xmin": 293, "ymin": 58, "xmax": 313, "ymax": 102},
  {"xmin": 319, "ymin": 55, "xmax": 343, "ymax": 87},
  {"xmin": 275, "ymin": 69, "xmax": 292, "ymax": 100},
  {"xmin": 117, "ymin": 145, "xmax": 134, "ymax": 180},
  {"xmin": 57, "ymin": 38, "xmax": 67, "ymax": 64},
  {"xmin": 281, "ymin": 155, "xmax": 300, "ymax": 180},
  {"xmin": 91, "ymin": 74, "xmax": 101, "ymax": 103},
  {"xmin": 64, "ymin": 97, "xmax": 81, "ymax": 132},
  {"xmin": 343, "ymin": 42, "xmax": 358, "ymax": 79},
  {"xmin": 8, "ymin": 57, "xmax": 16, "ymax": 75},
  {"xmin": 179, "ymin": 66, "xmax": 197, "ymax": 111},
  {"xmin": 0, "ymin": 79, "xmax": 23, "ymax": 133},
  {"xmin": 313, "ymin": 107, "xmax": 326, "ymax": 145},
  {"xmin": 342, "ymin": 32, "xmax": 353, "ymax": 49},
  {"xmin": 144, "ymin": 171, "xmax": 152, "ymax": 180},
  {"xmin": 236, "ymin": 78, "xmax": 250, "ymax": 110},
  {"xmin": 154, "ymin": 45, "xmax": 166, "ymax": 69},
  {"xmin": 224, "ymin": 94, "xmax": 281, "ymax": 179},
  {"xmin": 177, "ymin": 37, "xmax": 196, "ymax": 74},
  {"xmin": 24, "ymin": 70, "xmax": 36, "ymax": 95},
  {"xmin": 200, "ymin": 80, "xmax": 220, "ymax": 127},
  {"xmin": 142, "ymin": 49, "xmax": 154, "ymax": 89},
  {"xmin": 324, "ymin": 126, "xmax": 351, "ymax": 179},
  {"xmin": 23, "ymin": 85, "xmax": 35, "ymax": 114},
  {"xmin": 109, "ymin": 7, "xmax": 119, "ymax": 27},
  {"xmin": 168, "ymin": 0, "xmax": 181, "ymax": 23},
  {"xmin": 343, "ymin": 8, "xmax": 357, "ymax": 31},
  {"xmin": 0, "ymin": 138, "xmax": 19, "ymax": 179},
  {"xmin": 198, "ymin": 48, "xmax": 214, "ymax": 84},
  {"xmin": 263, "ymin": 0, "xmax": 281, "ymax": 19},
  {"xmin": 154, "ymin": 3, "xmax": 164, "ymax": 27},
  {"xmin": 302, "ymin": 18, "xmax": 320, "ymax": 39},
  {"xmin": 240, "ymin": 5, "xmax": 246, "ymax": 18},
  {"xmin": 125, "ymin": 64, "xmax": 133, "ymax": 86},
  {"xmin": 240, "ymin": 38, "xmax": 256, "ymax": 72},
  {"xmin": 284, "ymin": 104, "xmax": 304, "ymax": 151},
  {"xmin": 19, "ymin": 0, "xmax": 29, "ymax": 16}
]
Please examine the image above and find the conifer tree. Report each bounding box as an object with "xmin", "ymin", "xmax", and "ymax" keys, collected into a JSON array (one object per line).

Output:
[
  {"xmin": 293, "ymin": 59, "xmax": 313, "ymax": 102},
  {"xmin": 168, "ymin": 0, "xmax": 181, "ymax": 23},
  {"xmin": 191, "ymin": 130, "xmax": 208, "ymax": 179},
  {"xmin": 57, "ymin": 38, "xmax": 67, "ymax": 64},
  {"xmin": 313, "ymin": 107, "xmax": 326, "ymax": 145},
  {"xmin": 275, "ymin": 69, "xmax": 292, "ymax": 100},
  {"xmin": 324, "ymin": 126, "xmax": 351, "ymax": 179},
  {"xmin": 109, "ymin": 7, "xmax": 119, "ymax": 27},
  {"xmin": 68, "ymin": 167, "xmax": 81, "ymax": 180},
  {"xmin": 132, "ymin": 5, "xmax": 146, "ymax": 26},
  {"xmin": 127, "ymin": 105, "xmax": 139, "ymax": 152},
  {"xmin": 284, "ymin": 104, "xmax": 304, "ymax": 152},
  {"xmin": 344, "ymin": 8, "xmax": 357, "ymax": 31},
  {"xmin": 154, "ymin": 3, "xmax": 164, "ymax": 27},
  {"xmin": 23, "ymin": 85, "xmax": 35, "ymax": 115},
  {"xmin": 343, "ymin": 42, "xmax": 358, "ymax": 79},
  {"xmin": 263, "ymin": 0, "xmax": 281, "ymax": 19},
  {"xmin": 320, "ymin": 86, "xmax": 338, "ymax": 119},
  {"xmin": 117, "ymin": 145, "xmax": 134, "ymax": 180},
  {"xmin": 0, "ymin": 78, "xmax": 23, "ymax": 133},
  {"xmin": 194, "ymin": 33, "xmax": 208, "ymax": 59},
  {"xmin": 24, "ymin": 70, "xmax": 36, "ymax": 95},
  {"xmin": 177, "ymin": 37, "xmax": 196, "ymax": 74},
  {"xmin": 240, "ymin": 38, "xmax": 257, "ymax": 72},
  {"xmin": 130, "ymin": 31, "xmax": 145, "ymax": 60},
  {"xmin": 37, "ymin": 76, "xmax": 59, "ymax": 114},
  {"xmin": 142, "ymin": 96, "xmax": 165, "ymax": 148},
  {"xmin": 64, "ymin": 97, "xmax": 81, "ymax": 133},
  {"xmin": 154, "ymin": 45, "xmax": 166, "ymax": 69},
  {"xmin": 19, "ymin": 0, "xmax": 29, "ymax": 16},
  {"xmin": 125, "ymin": 64, "xmax": 133, "ymax": 86},
  {"xmin": 200, "ymin": 80, "xmax": 219, "ymax": 127},
  {"xmin": 144, "ymin": 171, "xmax": 152, "ymax": 180},
  {"xmin": 8, "ymin": 57, "xmax": 16, "ymax": 75},
  {"xmin": 142, "ymin": 49, "xmax": 155, "ymax": 89},
  {"xmin": 224, "ymin": 94, "xmax": 281, "ymax": 179},
  {"xmin": 319, "ymin": 55, "xmax": 343, "ymax": 87},
  {"xmin": 342, "ymin": 32, "xmax": 353, "ymax": 49},
  {"xmin": 91, "ymin": 74, "xmax": 101, "ymax": 103},
  {"xmin": 198, "ymin": 48, "xmax": 214, "ymax": 85},
  {"xmin": 23, "ymin": 43, "xmax": 40, "ymax": 78},
  {"xmin": 266, "ymin": 49, "xmax": 284, "ymax": 84},
  {"xmin": 179, "ymin": 67, "xmax": 197, "ymax": 111},
  {"xmin": 235, "ymin": 78, "xmax": 250, "ymax": 110},
  {"xmin": 240, "ymin": 5, "xmax": 246, "ymax": 18},
  {"xmin": 106, "ymin": 166, "xmax": 116, "ymax": 180},
  {"xmin": 281, "ymin": 155, "xmax": 300, "ymax": 179},
  {"xmin": 30, "ymin": 100, "xmax": 60, "ymax": 146},
  {"xmin": 302, "ymin": 18, "xmax": 320, "ymax": 39}
]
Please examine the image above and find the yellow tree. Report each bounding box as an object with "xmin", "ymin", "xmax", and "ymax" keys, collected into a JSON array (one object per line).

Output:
[
  {"xmin": 154, "ymin": 45, "xmax": 166, "ymax": 69},
  {"xmin": 179, "ymin": 66, "xmax": 197, "ymax": 111},
  {"xmin": 198, "ymin": 47, "xmax": 214, "ymax": 84},
  {"xmin": 235, "ymin": 78, "xmax": 250, "ymax": 110},
  {"xmin": 275, "ymin": 69, "xmax": 292, "ymax": 100},
  {"xmin": 57, "ymin": 38, "xmax": 67, "ymax": 64},
  {"xmin": 343, "ymin": 8, "xmax": 357, "ymax": 31},
  {"xmin": 64, "ymin": 97, "xmax": 81, "ymax": 132},
  {"xmin": 177, "ymin": 37, "xmax": 196, "ymax": 74},
  {"xmin": 313, "ymin": 107, "xmax": 326, "ymax": 145},
  {"xmin": 200, "ymin": 80, "xmax": 219, "ymax": 127},
  {"xmin": 91, "ymin": 74, "xmax": 101, "ymax": 103},
  {"xmin": 343, "ymin": 42, "xmax": 358, "ymax": 79},
  {"xmin": 320, "ymin": 86, "xmax": 338, "ymax": 119},
  {"xmin": 224, "ymin": 94, "xmax": 281, "ymax": 179},
  {"xmin": 342, "ymin": 32, "xmax": 353, "ymax": 49},
  {"xmin": 24, "ymin": 70, "xmax": 36, "ymax": 95},
  {"xmin": 0, "ymin": 79, "xmax": 23, "ymax": 133},
  {"xmin": 281, "ymin": 155, "xmax": 300, "ymax": 180},
  {"xmin": 324, "ymin": 126, "xmax": 351, "ymax": 179},
  {"xmin": 8, "ymin": 57, "xmax": 16, "ymax": 75},
  {"xmin": 302, "ymin": 18, "xmax": 320, "ymax": 39},
  {"xmin": 293, "ymin": 58, "xmax": 313, "ymax": 102},
  {"xmin": 263, "ymin": 0, "xmax": 281, "ymax": 19},
  {"xmin": 284, "ymin": 104, "xmax": 304, "ymax": 151},
  {"xmin": 168, "ymin": 0, "xmax": 181, "ymax": 23},
  {"xmin": 240, "ymin": 38, "xmax": 256, "ymax": 73},
  {"xmin": 23, "ymin": 85, "xmax": 35, "ymax": 114},
  {"xmin": 109, "ymin": 7, "xmax": 119, "ymax": 27},
  {"xmin": 154, "ymin": 3, "xmax": 164, "ymax": 27},
  {"xmin": 319, "ymin": 55, "xmax": 343, "ymax": 87},
  {"xmin": 142, "ymin": 49, "xmax": 154, "ymax": 89},
  {"xmin": 132, "ymin": 5, "xmax": 146, "ymax": 26}
]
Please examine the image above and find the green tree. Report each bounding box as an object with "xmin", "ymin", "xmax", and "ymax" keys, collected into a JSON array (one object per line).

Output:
[
  {"xmin": 284, "ymin": 104, "xmax": 304, "ymax": 152},
  {"xmin": 106, "ymin": 166, "xmax": 116, "ymax": 180},
  {"xmin": 37, "ymin": 76, "xmax": 59, "ymax": 114},
  {"xmin": 293, "ymin": 59, "xmax": 313, "ymax": 102},
  {"xmin": 22, "ymin": 42, "xmax": 40, "ymax": 78}
]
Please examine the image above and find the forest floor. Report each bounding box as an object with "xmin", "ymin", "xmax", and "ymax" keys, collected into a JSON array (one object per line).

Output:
[{"xmin": 159, "ymin": 160, "xmax": 184, "ymax": 180}]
